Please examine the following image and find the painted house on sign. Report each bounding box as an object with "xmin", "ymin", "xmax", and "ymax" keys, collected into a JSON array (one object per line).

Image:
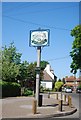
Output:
[{"xmin": 41, "ymin": 64, "xmax": 57, "ymax": 90}]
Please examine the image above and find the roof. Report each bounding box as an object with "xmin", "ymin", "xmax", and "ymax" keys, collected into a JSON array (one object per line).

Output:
[
  {"xmin": 42, "ymin": 71, "xmax": 53, "ymax": 81},
  {"xmin": 64, "ymin": 83, "xmax": 78, "ymax": 87},
  {"xmin": 65, "ymin": 76, "xmax": 76, "ymax": 81},
  {"xmin": 64, "ymin": 83, "xmax": 75, "ymax": 87},
  {"xmin": 76, "ymin": 77, "xmax": 81, "ymax": 82}
]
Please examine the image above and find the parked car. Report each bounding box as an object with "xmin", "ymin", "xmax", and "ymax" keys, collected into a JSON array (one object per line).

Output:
[
  {"xmin": 76, "ymin": 88, "xmax": 81, "ymax": 93},
  {"xmin": 65, "ymin": 87, "xmax": 72, "ymax": 93},
  {"xmin": 62, "ymin": 87, "xmax": 66, "ymax": 92}
]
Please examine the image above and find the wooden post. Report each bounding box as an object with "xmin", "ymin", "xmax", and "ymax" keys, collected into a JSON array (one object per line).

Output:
[
  {"xmin": 48, "ymin": 92, "xmax": 50, "ymax": 98},
  {"xmin": 32, "ymin": 99, "xmax": 37, "ymax": 114},
  {"xmin": 64, "ymin": 95, "xmax": 66, "ymax": 102},
  {"xmin": 68, "ymin": 95, "xmax": 70, "ymax": 105},
  {"xmin": 69, "ymin": 96, "xmax": 72, "ymax": 107},
  {"xmin": 58, "ymin": 100, "xmax": 62, "ymax": 111},
  {"xmin": 56, "ymin": 93, "xmax": 58, "ymax": 100}
]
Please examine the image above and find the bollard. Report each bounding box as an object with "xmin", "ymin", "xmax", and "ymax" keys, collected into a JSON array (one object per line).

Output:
[
  {"xmin": 48, "ymin": 92, "xmax": 50, "ymax": 98},
  {"xmin": 56, "ymin": 93, "xmax": 58, "ymax": 100},
  {"xmin": 61, "ymin": 92, "xmax": 62, "ymax": 100},
  {"xmin": 39, "ymin": 95, "xmax": 42, "ymax": 107},
  {"xmin": 58, "ymin": 100, "xmax": 62, "ymax": 111},
  {"xmin": 68, "ymin": 95, "xmax": 70, "ymax": 105},
  {"xmin": 64, "ymin": 95, "xmax": 66, "ymax": 102},
  {"xmin": 68, "ymin": 96, "xmax": 72, "ymax": 107},
  {"xmin": 32, "ymin": 99, "xmax": 37, "ymax": 114}
]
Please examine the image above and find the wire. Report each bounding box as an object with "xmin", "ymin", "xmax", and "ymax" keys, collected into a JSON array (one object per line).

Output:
[
  {"xmin": 3, "ymin": 3, "xmax": 40, "ymax": 13},
  {"xmin": 46, "ymin": 55, "xmax": 70, "ymax": 62},
  {"xmin": 4, "ymin": 5, "xmax": 78, "ymax": 16},
  {"xmin": 3, "ymin": 15, "xmax": 71, "ymax": 31}
]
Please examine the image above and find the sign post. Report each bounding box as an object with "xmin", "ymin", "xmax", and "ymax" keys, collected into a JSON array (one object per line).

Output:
[
  {"xmin": 35, "ymin": 46, "xmax": 41, "ymax": 106},
  {"xmin": 29, "ymin": 28, "xmax": 50, "ymax": 106}
]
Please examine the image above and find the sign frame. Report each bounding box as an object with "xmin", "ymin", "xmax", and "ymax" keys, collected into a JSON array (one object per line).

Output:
[{"xmin": 29, "ymin": 29, "xmax": 50, "ymax": 47}]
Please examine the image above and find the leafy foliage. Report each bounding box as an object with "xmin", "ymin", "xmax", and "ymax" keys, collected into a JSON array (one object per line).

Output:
[
  {"xmin": 1, "ymin": 43, "xmax": 49, "ymax": 90},
  {"xmin": 2, "ymin": 43, "xmax": 21, "ymax": 82},
  {"xmin": 22, "ymin": 88, "xmax": 33, "ymax": 96},
  {"xmin": 55, "ymin": 81, "xmax": 63, "ymax": 91},
  {"xmin": 70, "ymin": 25, "xmax": 81, "ymax": 74},
  {"xmin": 77, "ymin": 85, "xmax": 81, "ymax": 89},
  {"xmin": 2, "ymin": 43, "xmax": 22, "ymax": 64},
  {"xmin": 40, "ymin": 61, "xmax": 49, "ymax": 70},
  {"xmin": 0, "ymin": 81, "xmax": 21, "ymax": 98},
  {"xmin": 17, "ymin": 61, "xmax": 29, "ymax": 86}
]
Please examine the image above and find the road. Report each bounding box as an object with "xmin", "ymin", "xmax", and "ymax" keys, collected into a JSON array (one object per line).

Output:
[
  {"xmin": 51, "ymin": 92, "xmax": 80, "ymax": 119},
  {"xmin": 2, "ymin": 93, "xmax": 80, "ymax": 120},
  {"xmin": 41, "ymin": 92, "xmax": 80, "ymax": 120}
]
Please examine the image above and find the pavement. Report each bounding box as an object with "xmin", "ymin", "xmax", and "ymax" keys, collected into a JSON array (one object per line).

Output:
[{"xmin": 0, "ymin": 93, "xmax": 77, "ymax": 119}]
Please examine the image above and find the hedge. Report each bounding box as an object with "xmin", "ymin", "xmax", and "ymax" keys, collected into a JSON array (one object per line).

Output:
[
  {"xmin": 0, "ymin": 81, "xmax": 21, "ymax": 98},
  {"xmin": 23, "ymin": 88, "xmax": 33, "ymax": 96}
]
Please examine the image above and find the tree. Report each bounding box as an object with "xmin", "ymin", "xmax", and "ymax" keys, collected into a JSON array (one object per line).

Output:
[
  {"xmin": 2, "ymin": 42, "xmax": 50, "ymax": 87},
  {"xmin": 2, "ymin": 43, "xmax": 22, "ymax": 64},
  {"xmin": 40, "ymin": 61, "xmax": 49, "ymax": 70},
  {"xmin": 58, "ymin": 79, "xmax": 61, "ymax": 82},
  {"xmin": 16, "ymin": 61, "xmax": 29, "ymax": 86},
  {"xmin": 2, "ymin": 43, "xmax": 21, "ymax": 82},
  {"xmin": 70, "ymin": 25, "xmax": 81, "ymax": 74},
  {"xmin": 62, "ymin": 78, "xmax": 65, "ymax": 84},
  {"xmin": 0, "ymin": 50, "xmax": 2, "ymax": 80},
  {"xmin": 27, "ymin": 62, "xmax": 36, "ymax": 81},
  {"xmin": 55, "ymin": 81, "xmax": 63, "ymax": 91}
]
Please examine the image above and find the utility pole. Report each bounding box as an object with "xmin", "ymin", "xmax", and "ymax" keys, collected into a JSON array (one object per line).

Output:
[{"xmin": 36, "ymin": 46, "xmax": 41, "ymax": 106}]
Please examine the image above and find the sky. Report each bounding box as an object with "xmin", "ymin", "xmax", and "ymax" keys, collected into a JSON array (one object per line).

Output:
[{"xmin": 1, "ymin": 1, "xmax": 80, "ymax": 79}]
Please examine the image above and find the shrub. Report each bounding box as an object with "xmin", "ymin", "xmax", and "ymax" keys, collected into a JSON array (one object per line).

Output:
[
  {"xmin": 52, "ymin": 88, "xmax": 57, "ymax": 92},
  {"xmin": 77, "ymin": 85, "xmax": 81, "ymax": 89},
  {"xmin": 0, "ymin": 81, "xmax": 21, "ymax": 98},
  {"xmin": 40, "ymin": 86, "xmax": 44, "ymax": 93},
  {"xmin": 23, "ymin": 88, "xmax": 33, "ymax": 96},
  {"xmin": 40, "ymin": 86, "xmax": 51, "ymax": 93},
  {"xmin": 55, "ymin": 81, "xmax": 63, "ymax": 92}
]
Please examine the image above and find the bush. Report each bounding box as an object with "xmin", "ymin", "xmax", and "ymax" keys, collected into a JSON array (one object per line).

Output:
[
  {"xmin": 55, "ymin": 81, "xmax": 63, "ymax": 92},
  {"xmin": 23, "ymin": 88, "xmax": 33, "ymax": 96},
  {"xmin": 52, "ymin": 88, "xmax": 57, "ymax": 92},
  {"xmin": 77, "ymin": 85, "xmax": 81, "ymax": 89},
  {"xmin": 0, "ymin": 81, "xmax": 21, "ymax": 98},
  {"xmin": 40, "ymin": 86, "xmax": 51, "ymax": 93}
]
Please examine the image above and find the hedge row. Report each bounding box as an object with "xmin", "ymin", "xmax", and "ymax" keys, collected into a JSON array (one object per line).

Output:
[{"xmin": 0, "ymin": 81, "xmax": 21, "ymax": 98}]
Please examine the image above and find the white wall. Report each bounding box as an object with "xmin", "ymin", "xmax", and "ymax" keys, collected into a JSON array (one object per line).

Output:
[
  {"xmin": 44, "ymin": 64, "xmax": 54, "ymax": 80},
  {"xmin": 41, "ymin": 81, "xmax": 52, "ymax": 89}
]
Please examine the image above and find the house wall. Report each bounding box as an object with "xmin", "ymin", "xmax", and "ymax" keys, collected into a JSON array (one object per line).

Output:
[
  {"xmin": 41, "ymin": 81, "xmax": 52, "ymax": 90},
  {"xmin": 44, "ymin": 64, "xmax": 54, "ymax": 80}
]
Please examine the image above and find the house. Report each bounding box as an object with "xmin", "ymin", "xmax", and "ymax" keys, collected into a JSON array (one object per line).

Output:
[
  {"xmin": 76, "ymin": 77, "xmax": 81, "ymax": 86},
  {"xmin": 41, "ymin": 64, "xmax": 57, "ymax": 90},
  {"xmin": 64, "ymin": 76, "xmax": 81, "ymax": 91}
]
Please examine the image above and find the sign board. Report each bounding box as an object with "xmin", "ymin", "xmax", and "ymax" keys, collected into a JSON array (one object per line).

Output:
[{"xmin": 29, "ymin": 29, "xmax": 50, "ymax": 47}]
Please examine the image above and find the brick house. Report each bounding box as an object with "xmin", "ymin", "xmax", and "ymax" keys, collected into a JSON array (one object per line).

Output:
[{"xmin": 64, "ymin": 76, "xmax": 81, "ymax": 91}]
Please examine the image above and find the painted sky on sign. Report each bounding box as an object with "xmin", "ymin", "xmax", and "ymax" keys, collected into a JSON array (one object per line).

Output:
[{"xmin": 2, "ymin": 2, "xmax": 79, "ymax": 79}]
